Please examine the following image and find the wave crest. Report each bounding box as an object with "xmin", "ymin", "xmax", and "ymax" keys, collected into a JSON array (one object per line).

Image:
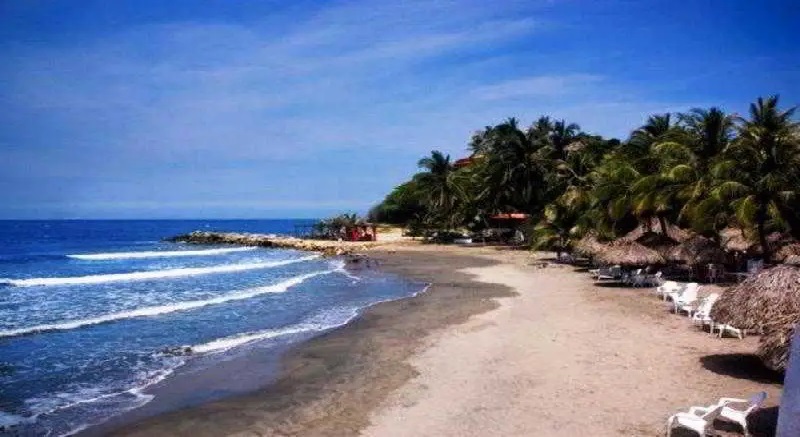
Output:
[
  {"xmin": 1, "ymin": 256, "xmax": 318, "ymax": 287},
  {"xmin": 0, "ymin": 269, "xmax": 331, "ymax": 338},
  {"xmin": 67, "ymin": 247, "xmax": 257, "ymax": 260}
]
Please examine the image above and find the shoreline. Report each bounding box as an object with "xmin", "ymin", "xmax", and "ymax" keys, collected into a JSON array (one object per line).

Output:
[
  {"xmin": 92, "ymin": 246, "xmax": 513, "ymax": 436},
  {"xmin": 101, "ymin": 244, "xmax": 783, "ymax": 436}
]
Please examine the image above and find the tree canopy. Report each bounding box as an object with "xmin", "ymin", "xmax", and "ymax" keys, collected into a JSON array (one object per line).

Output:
[{"xmin": 369, "ymin": 96, "xmax": 800, "ymax": 257}]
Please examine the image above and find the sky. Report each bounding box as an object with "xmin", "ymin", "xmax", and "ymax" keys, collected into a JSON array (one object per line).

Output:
[{"xmin": 0, "ymin": 0, "xmax": 798, "ymax": 219}]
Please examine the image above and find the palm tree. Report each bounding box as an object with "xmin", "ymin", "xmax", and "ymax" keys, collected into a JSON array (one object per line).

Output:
[
  {"xmin": 476, "ymin": 118, "xmax": 549, "ymax": 216},
  {"xmin": 632, "ymin": 108, "xmax": 736, "ymax": 236},
  {"xmin": 710, "ymin": 96, "xmax": 800, "ymax": 258},
  {"xmin": 549, "ymin": 119, "xmax": 581, "ymax": 161},
  {"xmin": 416, "ymin": 150, "xmax": 464, "ymax": 230}
]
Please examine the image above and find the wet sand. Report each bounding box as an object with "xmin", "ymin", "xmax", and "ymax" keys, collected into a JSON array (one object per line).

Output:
[{"xmin": 108, "ymin": 245, "xmax": 783, "ymax": 436}]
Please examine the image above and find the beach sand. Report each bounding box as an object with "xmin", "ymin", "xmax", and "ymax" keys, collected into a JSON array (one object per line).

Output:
[{"xmin": 109, "ymin": 244, "xmax": 783, "ymax": 436}]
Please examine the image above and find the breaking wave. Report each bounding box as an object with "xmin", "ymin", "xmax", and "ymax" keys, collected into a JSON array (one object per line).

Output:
[
  {"xmin": 1, "ymin": 256, "xmax": 318, "ymax": 287},
  {"xmin": 67, "ymin": 247, "xmax": 257, "ymax": 260}
]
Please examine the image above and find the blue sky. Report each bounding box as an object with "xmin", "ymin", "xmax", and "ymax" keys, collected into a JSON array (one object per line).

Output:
[{"xmin": 1, "ymin": 0, "xmax": 798, "ymax": 219}]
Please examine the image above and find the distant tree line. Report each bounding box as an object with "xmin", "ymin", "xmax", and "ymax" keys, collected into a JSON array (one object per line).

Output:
[{"xmin": 369, "ymin": 96, "xmax": 800, "ymax": 258}]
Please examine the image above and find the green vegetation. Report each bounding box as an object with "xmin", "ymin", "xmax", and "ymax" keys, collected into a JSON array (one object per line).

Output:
[{"xmin": 369, "ymin": 96, "xmax": 800, "ymax": 256}]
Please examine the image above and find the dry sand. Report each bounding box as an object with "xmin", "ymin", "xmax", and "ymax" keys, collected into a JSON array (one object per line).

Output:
[{"xmin": 109, "ymin": 244, "xmax": 783, "ymax": 436}]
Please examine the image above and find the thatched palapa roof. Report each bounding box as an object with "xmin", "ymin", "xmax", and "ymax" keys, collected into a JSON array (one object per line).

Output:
[
  {"xmin": 776, "ymin": 243, "xmax": 800, "ymax": 262},
  {"xmin": 720, "ymin": 227, "xmax": 753, "ymax": 253},
  {"xmin": 620, "ymin": 218, "xmax": 691, "ymax": 244},
  {"xmin": 785, "ymin": 255, "xmax": 800, "ymax": 266},
  {"xmin": 667, "ymin": 235, "xmax": 726, "ymax": 265},
  {"xmin": 709, "ymin": 264, "xmax": 800, "ymax": 370},
  {"xmin": 574, "ymin": 232, "xmax": 605, "ymax": 257},
  {"xmin": 595, "ymin": 240, "xmax": 665, "ymax": 266}
]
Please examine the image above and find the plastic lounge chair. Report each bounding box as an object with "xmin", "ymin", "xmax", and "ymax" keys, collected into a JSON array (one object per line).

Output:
[
  {"xmin": 656, "ymin": 281, "xmax": 682, "ymax": 300},
  {"xmin": 677, "ymin": 289, "xmax": 711, "ymax": 317},
  {"xmin": 714, "ymin": 322, "xmax": 746, "ymax": 339},
  {"xmin": 666, "ymin": 282, "xmax": 697, "ymax": 302},
  {"xmin": 686, "ymin": 392, "xmax": 767, "ymax": 437},
  {"xmin": 596, "ymin": 265, "xmax": 621, "ymax": 281},
  {"xmin": 668, "ymin": 284, "xmax": 698, "ymax": 311},
  {"xmin": 672, "ymin": 287, "xmax": 699, "ymax": 314},
  {"xmin": 690, "ymin": 293, "xmax": 719, "ymax": 328},
  {"xmin": 666, "ymin": 404, "xmax": 724, "ymax": 436},
  {"xmin": 626, "ymin": 269, "xmax": 644, "ymax": 286},
  {"xmin": 646, "ymin": 271, "xmax": 664, "ymax": 287}
]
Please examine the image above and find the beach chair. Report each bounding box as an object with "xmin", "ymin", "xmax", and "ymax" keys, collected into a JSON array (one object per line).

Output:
[
  {"xmin": 685, "ymin": 392, "xmax": 767, "ymax": 437},
  {"xmin": 666, "ymin": 282, "xmax": 697, "ymax": 303},
  {"xmin": 596, "ymin": 265, "xmax": 622, "ymax": 281},
  {"xmin": 714, "ymin": 322, "xmax": 746, "ymax": 339},
  {"xmin": 690, "ymin": 293, "xmax": 719, "ymax": 329},
  {"xmin": 666, "ymin": 404, "xmax": 724, "ymax": 436},
  {"xmin": 646, "ymin": 271, "xmax": 663, "ymax": 287},
  {"xmin": 557, "ymin": 253, "xmax": 575, "ymax": 264},
  {"xmin": 655, "ymin": 281, "xmax": 682, "ymax": 300},
  {"xmin": 670, "ymin": 285, "xmax": 699, "ymax": 314}
]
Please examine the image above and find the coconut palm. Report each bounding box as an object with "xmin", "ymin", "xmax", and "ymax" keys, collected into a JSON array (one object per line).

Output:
[
  {"xmin": 709, "ymin": 96, "xmax": 800, "ymax": 258},
  {"xmin": 415, "ymin": 150, "xmax": 464, "ymax": 229},
  {"xmin": 475, "ymin": 118, "xmax": 549, "ymax": 216},
  {"xmin": 632, "ymin": 107, "xmax": 736, "ymax": 236}
]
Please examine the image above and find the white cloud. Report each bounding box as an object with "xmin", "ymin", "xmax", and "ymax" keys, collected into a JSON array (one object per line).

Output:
[
  {"xmin": 0, "ymin": 0, "xmax": 709, "ymax": 217},
  {"xmin": 472, "ymin": 74, "xmax": 604, "ymax": 100}
]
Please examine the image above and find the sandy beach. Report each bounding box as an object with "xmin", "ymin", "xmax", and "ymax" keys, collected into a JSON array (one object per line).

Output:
[{"xmin": 109, "ymin": 244, "xmax": 783, "ymax": 436}]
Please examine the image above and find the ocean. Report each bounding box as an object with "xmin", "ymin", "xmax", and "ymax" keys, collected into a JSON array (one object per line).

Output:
[{"xmin": 0, "ymin": 220, "xmax": 424, "ymax": 436}]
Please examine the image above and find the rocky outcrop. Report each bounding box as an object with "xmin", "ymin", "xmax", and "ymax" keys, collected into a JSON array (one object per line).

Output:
[{"xmin": 166, "ymin": 231, "xmax": 380, "ymax": 256}]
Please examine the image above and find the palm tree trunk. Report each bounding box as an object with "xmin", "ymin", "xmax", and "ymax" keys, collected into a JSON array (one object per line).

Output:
[
  {"xmin": 756, "ymin": 204, "xmax": 770, "ymax": 261},
  {"xmin": 658, "ymin": 215, "xmax": 668, "ymax": 236}
]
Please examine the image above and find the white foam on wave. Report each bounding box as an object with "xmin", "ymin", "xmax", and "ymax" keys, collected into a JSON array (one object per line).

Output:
[
  {"xmin": 0, "ymin": 269, "xmax": 331, "ymax": 338},
  {"xmin": 67, "ymin": 247, "xmax": 256, "ymax": 260},
  {"xmin": 191, "ymin": 283, "xmax": 431, "ymax": 355},
  {"xmin": 17, "ymin": 358, "xmax": 183, "ymax": 437},
  {"xmin": 1, "ymin": 255, "xmax": 318, "ymax": 288},
  {"xmin": 192, "ymin": 307, "xmax": 361, "ymax": 354}
]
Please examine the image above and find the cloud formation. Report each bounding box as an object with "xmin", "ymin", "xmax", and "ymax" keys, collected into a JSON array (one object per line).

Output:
[{"xmin": 1, "ymin": 0, "xmax": 793, "ymax": 218}]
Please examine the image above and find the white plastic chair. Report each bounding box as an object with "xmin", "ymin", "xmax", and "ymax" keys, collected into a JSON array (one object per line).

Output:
[
  {"xmin": 714, "ymin": 322, "xmax": 746, "ymax": 339},
  {"xmin": 647, "ymin": 271, "xmax": 664, "ymax": 287},
  {"xmin": 690, "ymin": 293, "xmax": 719, "ymax": 328},
  {"xmin": 656, "ymin": 281, "xmax": 682, "ymax": 300},
  {"xmin": 686, "ymin": 392, "xmax": 766, "ymax": 437},
  {"xmin": 669, "ymin": 284, "xmax": 699, "ymax": 314},
  {"xmin": 666, "ymin": 404, "xmax": 724, "ymax": 436},
  {"xmin": 597, "ymin": 265, "xmax": 622, "ymax": 281}
]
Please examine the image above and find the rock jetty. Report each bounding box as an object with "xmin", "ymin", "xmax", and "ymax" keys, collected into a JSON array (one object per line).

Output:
[{"xmin": 166, "ymin": 231, "xmax": 380, "ymax": 256}]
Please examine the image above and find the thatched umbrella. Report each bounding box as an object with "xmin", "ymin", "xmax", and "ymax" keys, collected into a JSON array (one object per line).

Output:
[
  {"xmin": 720, "ymin": 227, "xmax": 754, "ymax": 253},
  {"xmin": 635, "ymin": 231, "xmax": 679, "ymax": 258},
  {"xmin": 776, "ymin": 243, "xmax": 800, "ymax": 262},
  {"xmin": 620, "ymin": 218, "xmax": 691, "ymax": 243},
  {"xmin": 595, "ymin": 240, "xmax": 665, "ymax": 267},
  {"xmin": 574, "ymin": 232, "xmax": 605, "ymax": 257},
  {"xmin": 785, "ymin": 255, "xmax": 800, "ymax": 266},
  {"xmin": 709, "ymin": 264, "xmax": 800, "ymax": 370},
  {"xmin": 667, "ymin": 235, "xmax": 726, "ymax": 265}
]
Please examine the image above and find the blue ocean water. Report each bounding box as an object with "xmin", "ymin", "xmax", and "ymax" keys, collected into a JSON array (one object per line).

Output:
[{"xmin": 0, "ymin": 220, "xmax": 423, "ymax": 436}]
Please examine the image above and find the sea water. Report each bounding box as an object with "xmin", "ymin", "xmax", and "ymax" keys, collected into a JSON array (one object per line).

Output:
[{"xmin": 0, "ymin": 220, "xmax": 423, "ymax": 436}]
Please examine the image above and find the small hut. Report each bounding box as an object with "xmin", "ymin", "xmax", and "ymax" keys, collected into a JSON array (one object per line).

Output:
[
  {"xmin": 595, "ymin": 240, "xmax": 665, "ymax": 267},
  {"xmin": 667, "ymin": 235, "xmax": 726, "ymax": 265},
  {"xmin": 709, "ymin": 264, "xmax": 800, "ymax": 371}
]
